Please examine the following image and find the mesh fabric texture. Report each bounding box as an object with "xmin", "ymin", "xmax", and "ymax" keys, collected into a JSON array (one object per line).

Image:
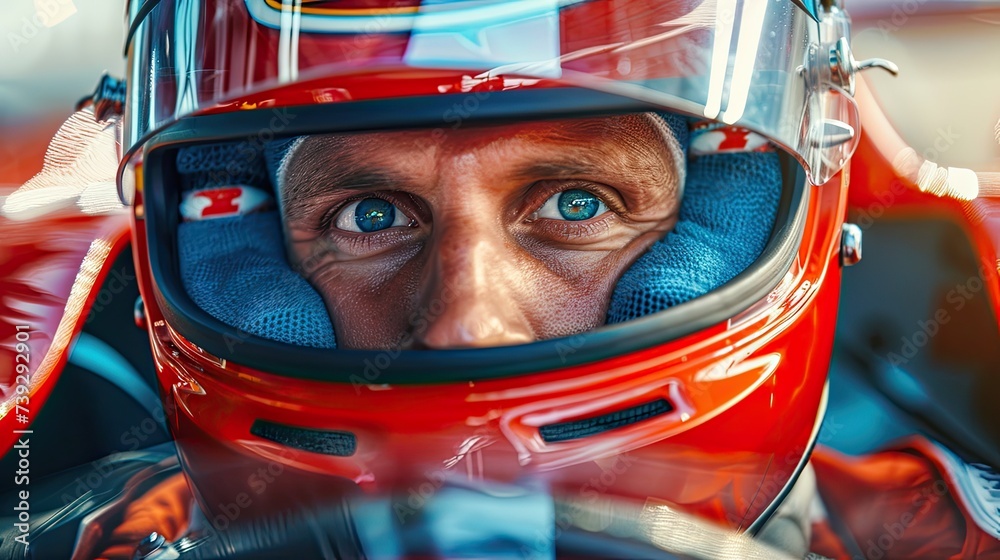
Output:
[
  {"xmin": 179, "ymin": 211, "xmax": 337, "ymax": 348},
  {"xmin": 176, "ymin": 142, "xmax": 336, "ymax": 348},
  {"xmin": 606, "ymin": 151, "xmax": 782, "ymax": 323},
  {"xmin": 538, "ymin": 399, "xmax": 673, "ymax": 443},
  {"xmin": 175, "ymin": 142, "xmax": 269, "ymax": 191},
  {"xmin": 250, "ymin": 420, "xmax": 357, "ymax": 456}
]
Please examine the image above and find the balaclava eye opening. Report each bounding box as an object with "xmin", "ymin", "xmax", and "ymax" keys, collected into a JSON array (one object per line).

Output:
[{"xmin": 174, "ymin": 111, "xmax": 781, "ymax": 349}]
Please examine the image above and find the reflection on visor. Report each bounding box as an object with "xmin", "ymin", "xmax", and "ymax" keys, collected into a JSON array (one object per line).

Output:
[{"xmin": 125, "ymin": 0, "xmax": 857, "ymax": 184}]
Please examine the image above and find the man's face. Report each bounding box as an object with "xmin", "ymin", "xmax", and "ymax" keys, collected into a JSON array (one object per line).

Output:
[{"xmin": 280, "ymin": 113, "xmax": 682, "ymax": 349}]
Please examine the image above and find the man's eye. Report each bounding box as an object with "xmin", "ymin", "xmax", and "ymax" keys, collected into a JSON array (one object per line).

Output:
[
  {"xmin": 535, "ymin": 189, "xmax": 608, "ymax": 221},
  {"xmin": 334, "ymin": 197, "xmax": 412, "ymax": 233}
]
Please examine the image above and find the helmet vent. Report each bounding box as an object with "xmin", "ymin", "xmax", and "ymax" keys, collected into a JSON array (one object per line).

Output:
[
  {"xmin": 250, "ymin": 420, "xmax": 357, "ymax": 456},
  {"xmin": 538, "ymin": 399, "xmax": 673, "ymax": 443}
]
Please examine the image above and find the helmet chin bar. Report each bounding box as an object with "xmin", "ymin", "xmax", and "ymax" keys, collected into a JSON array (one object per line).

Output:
[
  {"xmin": 747, "ymin": 381, "xmax": 829, "ymax": 535},
  {"xmin": 159, "ymin": 389, "xmax": 828, "ymax": 558},
  {"xmin": 146, "ymin": 470, "xmax": 811, "ymax": 558}
]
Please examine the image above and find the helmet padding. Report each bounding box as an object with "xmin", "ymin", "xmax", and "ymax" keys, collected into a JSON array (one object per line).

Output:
[
  {"xmin": 179, "ymin": 211, "xmax": 338, "ymax": 348},
  {"xmin": 608, "ymin": 151, "xmax": 781, "ymax": 323}
]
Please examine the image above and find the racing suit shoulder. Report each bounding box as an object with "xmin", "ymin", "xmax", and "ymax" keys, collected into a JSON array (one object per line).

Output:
[{"xmin": 810, "ymin": 437, "xmax": 1000, "ymax": 560}]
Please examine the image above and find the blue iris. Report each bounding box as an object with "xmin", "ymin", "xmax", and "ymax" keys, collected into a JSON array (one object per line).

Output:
[
  {"xmin": 558, "ymin": 189, "xmax": 601, "ymax": 221},
  {"xmin": 354, "ymin": 198, "xmax": 396, "ymax": 232}
]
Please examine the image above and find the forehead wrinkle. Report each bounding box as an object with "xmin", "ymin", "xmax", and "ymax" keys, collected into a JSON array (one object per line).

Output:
[
  {"xmin": 281, "ymin": 113, "xmax": 681, "ymax": 220},
  {"xmin": 503, "ymin": 113, "xmax": 673, "ymax": 147},
  {"xmin": 507, "ymin": 113, "xmax": 677, "ymax": 170},
  {"xmin": 441, "ymin": 120, "xmax": 652, "ymax": 174},
  {"xmin": 500, "ymin": 121, "xmax": 679, "ymax": 198},
  {"xmin": 585, "ymin": 114, "xmax": 683, "ymax": 196}
]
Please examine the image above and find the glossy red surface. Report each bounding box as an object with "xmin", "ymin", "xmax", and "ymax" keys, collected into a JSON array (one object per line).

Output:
[
  {"xmin": 11, "ymin": 82, "xmax": 981, "ymax": 538},
  {"xmin": 121, "ymin": 74, "xmax": 997, "ymax": 531},
  {"xmin": 116, "ymin": 2, "xmax": 853, "ymax": 523},
  {"xmin": 0, "ymin": 201, "xmax": 130, "ymax": 453},
  {"xmin": 20, "ymin": 60, "xmax": 1000, "ymax": 540}
]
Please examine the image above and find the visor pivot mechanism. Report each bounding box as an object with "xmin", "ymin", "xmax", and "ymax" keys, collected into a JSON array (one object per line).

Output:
[
  {"xmin": 76, "ymin": 73, "xmax": 126, "ymax": 122},
  {"xmin": 841, "ymin": 223, "xmax": 863, "ymax": 267},
  {"xmin": 829, "ymin": 37, "xmax": 899, "ymax": 96}
]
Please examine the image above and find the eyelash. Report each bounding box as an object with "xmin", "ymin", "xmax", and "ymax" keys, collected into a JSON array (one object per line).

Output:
[
  {"xmin": 529, "ymin": 181, "xmax": 624, "ymax": 213},
  {"xmin": 315, "ymin": 192, "xmax": 423, "ymax": 255},
  {"xmin": 319, "ymin": 192, "xmax": 416, "ymax": 232},
  {"xmin": 523, "ymin": 181, "xmax": 623, "ymax": 239},
  {"xmin": 315, "ymin": 181, "xmax": 622, "ymax": 252}
]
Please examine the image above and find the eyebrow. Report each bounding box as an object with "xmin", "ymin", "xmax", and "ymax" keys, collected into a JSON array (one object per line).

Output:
[
  {"xmin": 513, "ymin": 160, "xmax": 606, "ymax": 181},
  {"xmin": 281, "ymin": 128, "xmax": 677, "ymax": 220},
  {"xmin": 283, "ymin": 166, "xmax": 413, "ymax": 220},
  {"xmin": 287, "ymin": 158, "xmax": 608, "ymax": 210}
]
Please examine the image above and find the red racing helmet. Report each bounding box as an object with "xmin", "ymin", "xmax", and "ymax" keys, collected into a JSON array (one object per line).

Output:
[{"xmin": 116, "ymin": 0, "xmax": 871, "ymax": 548}]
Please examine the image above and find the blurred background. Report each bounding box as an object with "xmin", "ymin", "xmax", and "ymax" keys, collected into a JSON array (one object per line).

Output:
[
  {"xmin": 848, "ymin": 0, "xmax": 1000, "ymax": 171},
  {"xmin": 1, "ymin": 0, "xmax": 998, "ymax": 187},
  {"xmin": 0, "ymin": 0, "xmax": 123, "ymax": 185}
]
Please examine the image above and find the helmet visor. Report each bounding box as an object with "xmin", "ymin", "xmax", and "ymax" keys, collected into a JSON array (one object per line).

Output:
[{"xmin": 126, "ymin": 0, "xmax": 854, "ymax": 184}]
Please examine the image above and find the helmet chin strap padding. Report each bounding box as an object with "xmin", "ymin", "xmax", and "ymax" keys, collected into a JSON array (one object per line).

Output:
[{"xmin": 176, "ymin": 143, "xmax": 337, "ymax": 348}]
